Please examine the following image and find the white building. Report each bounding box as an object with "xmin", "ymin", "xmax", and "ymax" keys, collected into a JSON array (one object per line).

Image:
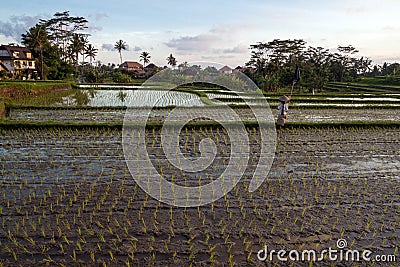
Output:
[{"xmin": 0, "ymin": 45, "xmax": 36, "ymax": 79}]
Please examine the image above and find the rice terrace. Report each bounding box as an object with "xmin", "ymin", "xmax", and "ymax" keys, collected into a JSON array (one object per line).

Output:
[
  {"xmin": 1, "ymin": 74, "xmax": 400, "ymax": 266},
  {"xmin": 1, "ymin": 3, "xmax": 400, "ymax": 266}
]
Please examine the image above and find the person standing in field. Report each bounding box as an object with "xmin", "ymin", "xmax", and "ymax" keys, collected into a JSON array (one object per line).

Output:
[{"xmin": 277, "ymin": 95, "xmax": 290, "ymax": 126}]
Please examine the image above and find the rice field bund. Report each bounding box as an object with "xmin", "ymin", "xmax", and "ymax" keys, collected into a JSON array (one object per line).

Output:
[{"xmin": 0, "ymin": 82, "xmax": 399, "ymax": 266}]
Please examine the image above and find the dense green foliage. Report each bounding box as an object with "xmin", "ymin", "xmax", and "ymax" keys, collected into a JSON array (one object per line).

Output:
[
  {"xmin": 21, "ymin": 11, "xmax": 93, "ymax": 80},
  {"xmin": 15, "ymin": 11, "xmax": 400, "ymax": 95},
  {"xmin": 244, "ymin": 39, "xmax": 400, "ymax": 93}
]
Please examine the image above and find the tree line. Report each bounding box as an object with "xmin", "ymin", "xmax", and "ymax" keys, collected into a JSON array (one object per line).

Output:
[
  {"xmin": 244, "ymin": 39, "xmax": 399, "ymax": 92},
  {"xmin": 19, "ymin": 11, "xmax": 399, "ymax": 88}
]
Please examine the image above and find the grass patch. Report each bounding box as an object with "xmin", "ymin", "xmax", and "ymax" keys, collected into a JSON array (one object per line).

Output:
[
  {"xmin": 79, "ymin": 79, "xmax": 145, "ymax": 86},
  {"xmin": 216, "ymin": 97, "xmax": 400, "ymax": 105},
  {"xmin": 289, "ymin": 104, "xmax": 400, "ymax": 109},
  {"xmin": 0, "ymin": 101, "xmax": 6, "ymax": 118},
  {"xmin": 2, "ymin": 119, "xmax": 400, "ymax": 130},
  {"xmin": 0, "ymin": 81, "xmax": 73, "ymax": 101},
  {"xmin": 7, "ymin": 89, "xmax": 75, "ymax": 106},
  {"xmin": 6, "ymin": 103, "xmax": 127, "ymax": 110},
  {"xmin": 0, "ymin": 80, "xmax": 73, "ymax": 90},
  {"xmin": 283, "ymin": 121, "xmax": 400, "ymax": 128},
  {"xmin": 8, "ymin": 102, "xmax": 400, "ymax": 112},
  {"xmin": 359, "ymin": 77, "xmax": 400, "ymax": 87},
  {"xmin": 325, "ymin": 81, "xmax": 400, "ymax": 93}
]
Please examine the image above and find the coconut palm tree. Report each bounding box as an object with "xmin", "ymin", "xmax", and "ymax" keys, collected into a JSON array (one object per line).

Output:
[
  {"xmin": 140, "ymin": 51, "xmax": 151, "ymax": 68},
  {"xmin": 114, "ymin": 40, "xmax": 127, "ymax": 64},
  {"xmin": 166, "ymin": 54, "xmax": 177, "ymax": 68},
  {"xmin": 69, "ymin": 33, "xmax": 85, "ymax": 74},
  {"xmin": 85, "ymin": 44, "xmax": 98, "ymax": 65},
  {"xmin": 80, "ymin": 35, "xmax": 89, "ymax": 66}
]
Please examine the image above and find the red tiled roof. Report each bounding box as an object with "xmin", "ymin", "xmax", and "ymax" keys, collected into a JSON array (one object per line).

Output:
[
  {"xmin": 219, "ymin": 65, "xmax": 232, "ymax": 72},
  {"xmin": 144, "ymin": 63, "xmax": 158, "ymax": 69},
  {"xmin": 120, "ymin": 61, "xmax": 143, "ymax": 68}
]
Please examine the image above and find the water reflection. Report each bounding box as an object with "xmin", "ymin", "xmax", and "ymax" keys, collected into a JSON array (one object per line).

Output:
[
  {"xmin": 61, "ymin": 89, "xmax": 205, "ymax": 107},
  {"xmin": 117, "ymin": 91, "xmax": 127, "ymax": 103},
  {"xmin": 73, "ymin": 90, "xmax": 90, "ymax": 106}
]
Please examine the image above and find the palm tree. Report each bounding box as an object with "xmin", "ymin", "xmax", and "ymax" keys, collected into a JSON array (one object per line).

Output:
[
  {"xmin": 114, "ymin": 40, "xmax": 127, "ymax": 64},
  {"xmin": 140, "ymin": 51, "xmax": 151, "ymax": 68},
  {"xmin": 166, "ymin": 54, "xmax": 177, "ymax": 68},
  {"xmin": 80, "ymin": 35, "xmax": 89, "ymax": 66},
  {"xmin": 85, "ymin": 44, "xmax": 98, "ymax": 65},
  {"xmin": 21, "ymin": 24, "xmax": 48, "ymax": 79},
  {"xmin": 69, "ymin": 33, "xmax": 85, "ymax": 74}
]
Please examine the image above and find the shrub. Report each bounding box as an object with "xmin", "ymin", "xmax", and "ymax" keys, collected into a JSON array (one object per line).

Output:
[
  {"xmin": 0, "ymin": 70, "xmax": 8, "ymax": 80},
  {"xmin": 112, "ymin": 71, "xmax": 132, "ymax": 83}
]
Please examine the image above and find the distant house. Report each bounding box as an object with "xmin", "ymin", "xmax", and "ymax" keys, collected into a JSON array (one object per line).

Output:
[
  {"xmin": 119, "ymin": 61, "xmax": 143, "ymax": 72},
  {"xmin": 144, "ymin": 63, "xmax": 160, "ymax": 76},
  {"xmin": 144, "ymin": 63, "xmax": 158, "ymax": 70},
  {"xmin": 219, "ymin": 65, "xmax": 233, "ymax": 75},
  {"xmin": 0, "ymin": 45, "xmax": 36, "ymax": 79},
  {"xmin": 233, "ymin": 66, "xmax": 243, "ymax": 73}
]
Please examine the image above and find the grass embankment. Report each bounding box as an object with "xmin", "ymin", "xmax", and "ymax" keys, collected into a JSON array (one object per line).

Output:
[
  {"xmin": 324, "ymin": 79, "xmax": 400, "ymax": 93},
  {"xmin": 80, "ymin": 78, "xmax": 146, "ymax": 86},
  {"xmin": 6, "ymin": 101, "xmax": 400, "ymax": 114},
  {"xmin": 1, "ymin": 120, "xmax": 400, "ymax": 130},
  {"xmin": 0, "ymin": 81, "xmax": 76, "ymax": 109},
  {"xmin": 0, "ymin": 81, "xmax": 74, "ymax": 102},
  {"xmin": 0, "ymin": 101, "xmax": 6, "ymax": 118},
  {"xmin": 0, "ymin": 81, "xmax": 74, "ymax": 98},
  {"xmin": 215, "ymin": 97, "xmax": 399, "ymax": 104},
  {"xmin": 360, "ymin": 76, "xmax": 400, "ymax": 86}
]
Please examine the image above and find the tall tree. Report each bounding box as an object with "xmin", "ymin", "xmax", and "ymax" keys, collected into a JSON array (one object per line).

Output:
[
  {"xmin": 247, "ymin": 39, "xmax": 306, "ymax": 91},
  {"xmin": 330, "ymin": 45, "xmax": 359, "ymax": 82},
  {"xmin": 302, "ymin": 46, "xmax": 332, "ymax": 93},
  {"xmin": 140, "ymin": 51, "xmax": 151, "ymax": 68},
  {"xmin": 69, "ymin": 33, "xmax": 85, "ymax": 74},
  {"xmin": 21, "ymin": 24, "xmax": 48, "ymax": 79},
  {"xmin": 80, "ymin": 35, "xmax": 89, "ymax": 66},
  {"xmin": 85, "ymin": 44, "xmax": 98, "ymax": 65},
  {"xmin": 166, "ymin": 53, "xmax": 177, "ymax": 68},
  {"xmin": 42, "ymin": 11, "xmax": 88, "ymax": 61},
  {"xmin": 21, "ymin": 11, "xmax": 93, "ymax": 80},
  {"xmin": 114, "ymin": 40, "xmax": 127, "ymax": 64},
  {"xmin": 355, "ymin": 57, "xmax": 372, "ymax": 76}
]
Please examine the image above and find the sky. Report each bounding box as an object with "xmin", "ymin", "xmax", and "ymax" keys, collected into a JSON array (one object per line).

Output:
[{"xmin": 0, "ymin": 0, "xmax": 399, "ymax": 67}]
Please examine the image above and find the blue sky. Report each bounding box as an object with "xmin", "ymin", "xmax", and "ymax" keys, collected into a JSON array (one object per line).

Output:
[{"xmin": 0, "ymin": 0, "xmax": 399, "ymax": 66}]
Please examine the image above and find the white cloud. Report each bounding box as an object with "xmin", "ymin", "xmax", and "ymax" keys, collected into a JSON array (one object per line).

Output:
[
  {"xmin": 101, "ymin": 43, "xmax": 115, "ymax": 51},
  {"xmin": 344, "ymin": 6, "xmax": 368, "ymax": 14},
  {"xmin": 165, "ymin": 34, "xmax": 219, "ymax": 52},
  {"xmin": 219, "ymin": 45, "xmax": 248, "ymax": 54},
  {"xmin": 0, "ymin": 15, "xmax": 43, "ymax": 42},
  {"xmin": 89, "ymin": 12, "xmax": 108, "ymax": 21},
  {"xmin": 162, "ymin": 24, "xmax": 253, "ymax": 66},
  {"xmin": 382, "ymin": 26, "xmax": 400, "ymax": 32},
  {"xmin": 86, "ymin": 23, "xmax": 103, "ymax": 33},
  {"xmin": 164, "ymin": 24, "xmax": 252, "ymax": 54}
]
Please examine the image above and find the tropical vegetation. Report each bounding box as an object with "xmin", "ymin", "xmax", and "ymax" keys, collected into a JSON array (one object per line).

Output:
[{"xmin": 1, "ymin": 11, "xmax": 395, "ymax": 93}]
